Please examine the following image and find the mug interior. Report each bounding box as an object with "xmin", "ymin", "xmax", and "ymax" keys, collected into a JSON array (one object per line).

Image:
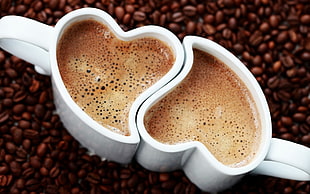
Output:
[
  {"xmin": 136, "ymin": 36, "xmax": 272, "ymax": 174},
  {"xmin": 49, "ymin": 8, "xmax": 184, "ymax": 143}
]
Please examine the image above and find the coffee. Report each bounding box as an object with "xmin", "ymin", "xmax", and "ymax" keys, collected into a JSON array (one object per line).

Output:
[
  {"xmin": 57, "ymin": 19, "xmax": 174, "ymax": 136},
  {"xmin": 144, "ymin": 49, "xmax": 261, "ymax": 167}
]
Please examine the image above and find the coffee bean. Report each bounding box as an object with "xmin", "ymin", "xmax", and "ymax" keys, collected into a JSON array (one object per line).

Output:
[
  {"xmin": 183, "ymin": 5, "xmax": 197, "ymax": 17},
  {"xmin": 0, "ymin": 165, "xmax": 9, "ymax": 174},
  {"xmin": 0, "ymin": 175, "xmax": 8, "ymax": 187},
  {"xmin": 228, "ymin": 17, "xmax": 237, "ymax": 30},
  {"xmin": 25, "ymin": 179, "xmax": 40, "ymax": 191},
  {"xmin": 215, "ymin": 11, "xmax": 224, "ymax": 24},
  {"xmin": 133, "ymin": 11, "xmax": 146, "ymax": 22},
  {"xmin": 23, "ymin": 129, "xmax": 39, "ymax": 140},
  {"xmin": 12, "ymin": 104, "xmax": 26, "ymax": 115},
  {"xmin": 269, "ymin": 15, "xmax": 280, "ymax": 27},
  {"xmin": 159, "ymin": 173, "xmax": 170, "ymax": 182},
  {"xmin": 267, "ymin": 76, "xmax": 280, "ymax": 89},
  {"xmin": 21, "ymin": 167, "xmax": 34, "ymax": 179},
  {"xmin": 281, "ymin": 116, "xmax": 293, "ymax": 126},
  {"xmin": 127, "ymin": 174, "xmax": 139, "ymax": 188},
  {"xmin": 115, "ymin": 6, "xmax": 125, "ymax": 21},
  {"xmin": 10, "ymin": 161, "xmax": 22, "ymax": 176},
  {"xmin": 203, "ymin": 24, "xmax": 216, "ymax": 35},
  {"xmin": 86, "ymin": 172, "xmax": 100, "ymax": 184},
  {"xmin": 293, "ymin": 113, "xmax": 306, "ymax": 122},
  {"xmin": 15, "ymin": 4, "xmax": 27, "ymax": 14},
  {"xmin": 5, "ymin": 68, "xmax": 18, "ymax": 78},
  {"xmin": 300, "ymin": 14, "xmax": 310, "ymax": 24},
  {"xmin": 15, "ymin": 147, "xmax": 27, "ymax": 160},
  {"xmin": 120, "ymin": 169, "xmax": 131, "ymax": 179},
  {"xmin": 30, "ymin": 156, "xmax": 41, "ymax": 169},
  {"xmin": 16, "ymin": 178, "xmax": 25, "ymax": 189},
  {"xmin": 5, "ymin": 142, "xmax": 16, "ymax": 154},
  {"xmin": 161, "ymin": 179, "xmax": 177, "ymax": 189},
  {"xmin": 148, "ymin": 172, "xmax": 159, "ymax": 184},
  {"xmin": 168, "ymin": 23, "xmax": 181, "ymax": 33},
  {"xmin": 49, "ymin": 167, "xmax": 60, "ymax": 178},
  {"xmin": 34, "ymin": 104, "xmax": 46, "ymax": 119},
  {"xmin": 18, "ymin": 120, "xmax": 31, "ymax": 129},
  {"xmin": 301, "ymin": 135, "xmax": 310, "ymax": 144},
  {"xmin": 0, "ymin": 0, "xmax": 12, "ymax": 12},
  {"xmin": 251, "ymin": 66, "xmax": 263, "ymax": 76},
  {"xmin": 280, "ymin": 55, "xmax": 294, "ymax": 68},
  {"xmin": 276, "ymin": 31, "xmax": 288, "ymax": 43},
  {"xmin": 186, "ymin": 21, "xmax": 196, "ymax": 34},
  {"xmin": 29, "ymin": 79, "xmax": 40, "ymax": 93},
  {"xmin": 36, "ymin": 143, "xmax": 48, "ymax": 157},
  {"xmin": 249, "ymin": 31, "xmax": 263, "ymax": 46}
]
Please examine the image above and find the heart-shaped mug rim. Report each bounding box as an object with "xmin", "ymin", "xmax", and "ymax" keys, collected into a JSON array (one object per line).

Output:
[
  {"xmin": 135, "ymin": 35, "xmax": 272, "ymax": 175},
  {"xmin": 49, "ymin": 8, "xmax": 185, "ymax": 144}
]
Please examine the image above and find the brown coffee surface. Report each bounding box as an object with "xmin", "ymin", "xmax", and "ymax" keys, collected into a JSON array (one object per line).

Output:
[
  {"xmin": 144, "ymin": 49, "xmax": 261, "ymax": 167},
  {"xmin": 57, "ymin": 19, "xmax": 174, "ymax": 136}
]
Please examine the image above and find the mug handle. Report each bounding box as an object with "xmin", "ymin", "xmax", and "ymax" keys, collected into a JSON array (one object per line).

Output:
[
  {"xmin": 252, "ymin": 138, "xmax": 310, "ymax": 180},
  {"xmin": 0, "ymin": 16, "xmax": 53, "ymax": 75}
]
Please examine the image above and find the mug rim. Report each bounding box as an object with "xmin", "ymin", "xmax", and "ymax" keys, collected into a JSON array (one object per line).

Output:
[
  {"xmin": 48, "ymin": 8, "xmax": 185, "ymax": 144},
  {"xmin": 136, "ymin": 35, "xmax": 272, "ymax": 175}
]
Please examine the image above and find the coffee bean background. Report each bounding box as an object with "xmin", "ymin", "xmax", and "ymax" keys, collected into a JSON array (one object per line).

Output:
[{"xmin": 0, "ymin": 0, "xmax": 309, "ymax": 193}]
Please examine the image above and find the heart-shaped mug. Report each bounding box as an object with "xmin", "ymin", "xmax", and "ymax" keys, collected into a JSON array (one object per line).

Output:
[
  {"xmin": 134, "ymin": 36, "xmax": 310, "ymax": 192},
  {"xmin": 0, "ymin": 8, "xmax": 184, "ymax": 164}
]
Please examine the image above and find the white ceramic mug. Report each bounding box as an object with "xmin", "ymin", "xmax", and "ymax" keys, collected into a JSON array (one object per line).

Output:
[
  {"xmin": 135, "ymin": 36, "xmax": 310, "ymax": 192},
  {"xmin": 0, "ymin": 8, "xmax": 184, "ymax": 164}
]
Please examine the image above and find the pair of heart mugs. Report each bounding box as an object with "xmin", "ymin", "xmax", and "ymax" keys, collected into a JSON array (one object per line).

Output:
[{"xmin": 0, "ymin": 8, "xmax": 309, "ymax": 192}]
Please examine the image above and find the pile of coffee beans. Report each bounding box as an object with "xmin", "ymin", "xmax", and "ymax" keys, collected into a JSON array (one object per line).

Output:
[{"xmin": 0, "ymin": 0, "xmax": 309, "ymax": 193}]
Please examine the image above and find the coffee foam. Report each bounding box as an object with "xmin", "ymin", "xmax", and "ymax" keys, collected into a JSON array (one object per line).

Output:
[
  {"xmin": 57, "ymin": 19, "xmax": 174, "ymax": 136},
  {"xmin": 144, "ymin": 49, "xmax": 261, "ymax": 167}
]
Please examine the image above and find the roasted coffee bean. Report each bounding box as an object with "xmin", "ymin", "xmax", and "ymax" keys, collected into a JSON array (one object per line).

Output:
[
  {"xmin": 5, "ymin": 68, "xmax": 18, "ymax": 78},
  {"xmin": 23, "ymin": 129, "xmax": 39, "ymax": 140},
  {"xmin": 15, "ymin": 147, "xmax": 27, "ymax": 160},
  {"xmin": 86, "ymin": 172, "xmax": 101, "ymax": 184},
  {"xmin": 49, "ymin": 167, "xmax": 60, "ymax": 178},
  {"xmin": 25, "ymin": 179, "xmax": 40, "ymax": 191},
  {"xmin": 16, "ymin": 178, "xmax": 25, "ymax": 189},
  {"xmin": 249, "ymin": 31, "xmax": 263, "ymax": 46},
  {"xmin": 183, "ymin": 5, "xmax": 197, "ymax": 17},
  {"xmin": 34, "ymin": 104, "xmax": 46, "ymax": 119},
  {"xmin": 148, "ymin": 172, "xmax": 159, "ymax": 184},
  {"xmin": 18, "ymin": 120, "xmax": 31, "ymax": 129},
  {"xmin": 10, "ymin": 161, "xmax": 22, "ymax": 176},
  {"xmin": 21, "ymin": 167, "xmax": 35, "ymax": 179},
  {"xmin": 0, "ymin": 175, "xmax": 8, "ymax": 187},
  {"xmin": 36, "ymin": 143, "xmax": 48, "ymax": 157},
  {"xmin": 133, "ymin": 11, "xmax": 146, "ymax": 22},
  {"xmin": 0, "ymin": 165, "xmax": 9, "ymax": 174},
  {"xmin": 115, "ymin": 6, "xmax": 125, "ymax": 21},
  {"xmin": 300, "ymin": 14, "xmax": 310, "ymax": 24},
  {"xmin": 5, "ymin": 142, "xmax": 16, "ymax": 154},
  {"xmin": 30, "ymin": 156, "xmax": 41, "ymax": 169},
  {"xmin": 269, "ymin": 15, "xmax": 280, "ymax": 27},
  {"xmin": 12, "ymin": 104, "xmax": 26, "ymax": 115},
  {"xmin": 120, "ymin": 169, "xmax": 131, "ymax": 179}
]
